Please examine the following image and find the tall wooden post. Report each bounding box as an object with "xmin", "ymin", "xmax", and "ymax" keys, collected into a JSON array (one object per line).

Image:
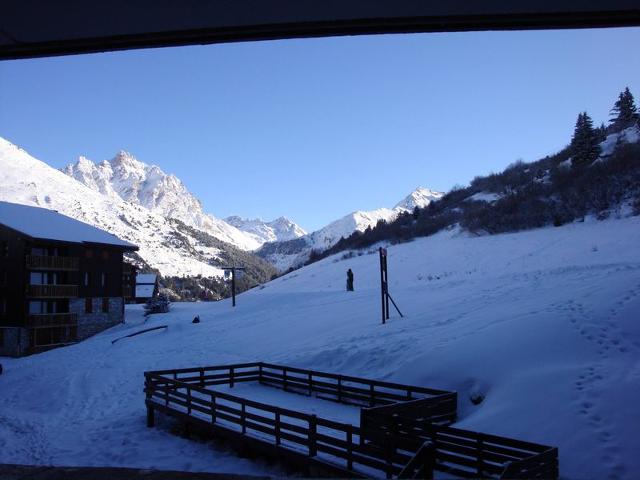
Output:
[
  {"xmin": 223, "ymin": 266, "xmax": 245, "ymax": 307},
  {"xmin": 379, "ymin": 247, "xmax": 389, "ymax": 323},
  {"xmin": 379, "ymin": 247, "xmax": 403, "ymax": 323},
  {"xmin": 231, "ymin": 267, "xmax": 236, "ymax": 307}
]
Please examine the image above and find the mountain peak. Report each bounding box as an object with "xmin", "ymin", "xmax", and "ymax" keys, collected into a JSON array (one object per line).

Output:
[
  {"xmin": 225, "ymin": 215, "xmax": 306, "ymax": 244},
  {"xmin": 394, "ymin": 186, "xmax": 444, "ymax": 211}
]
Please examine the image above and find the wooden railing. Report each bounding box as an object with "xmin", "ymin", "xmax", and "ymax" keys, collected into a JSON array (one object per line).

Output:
[
  {"xmin": 26, "ymin": 313, "xmax": 78, "ymax": 328},
  {"xmin": 145, "ymin": 368, "xmax": 421, "ymax": 478},
  {"xmin": 144, "ymin": 363, "xmax": 557, "ymax": 479},
  {"xmin": 147, "ymin": 362, "xmax": 455, "ymax": 418},
  {"xmin": 361, "ymin": 410, "xmax": 558, "ymax": 479},
  {"xmin": 25, "ymin": 255, "xmax": 79, "ymax": 271},
  {"xmin": 27, "ymin": 284, "xmax": 78, "ymax": 298}
]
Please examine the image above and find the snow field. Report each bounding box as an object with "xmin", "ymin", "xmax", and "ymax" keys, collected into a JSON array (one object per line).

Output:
[{"xmin": 1, "ymin": 215, "xmax": 639, "ymax": 479}]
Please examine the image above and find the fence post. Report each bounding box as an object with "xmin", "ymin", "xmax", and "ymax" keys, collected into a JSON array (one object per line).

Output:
[
  {"xmin": 385, "ymin": 432, "xmax": 394, "ymax": 479},
  {"xmin": 370, "ymin": 384, "xmax": 375, "ymax": 407},
  {"xmin": 308, "ymin": 372, "xmax": 312, "ymax": 396},
  {"xmin": 275, "ymin": 411, "xmax": 281, "ymax": 445},
  {"xmin": 283, "ymin": 367, "xmax": 288, "ymax": 391},
  {"xmin": 337, "ymin": 376, "xmax": 342, "ymax": 402},
  {"xmin": 187, "ymin": 387, "xmax": 192, "ymax": 415},
  {"xmin": 258, "ymin": 363, "xmax": 263, "ymax": 384},
  {"xmin": 477, "ymin": 434, "xmax": 484, "ymax": 477},
  {"xmin": 241, "ymin": 403, "xmax": 246, "ymax": 434},
  {"xmin": 199, "ymin": 368, "xmax": 204, "ymax": 387},
  {"xmin": 422, "ymin": 441, "xmax": 435, "ymax": 480},
  {"xmin": 211, "ymin": 394, "xmax": 216, "ymax": 423},
  {"xmin": 230, "ymin": 366, "xmax": 235, "ymax": 388},
  {"xmin": 146, "ymin": 404, "xmax": 155, "ymax": 428},
  {"xmin": 144, "ymin": 373, "xmax": 155, "ymax": 427},
  {"xmin": 347, "ymin": 424, "xmax": 353, "ymax": 470},
  {"xmin": 309, "ymin": 415, "xmax": 317, "ymax": 457}
]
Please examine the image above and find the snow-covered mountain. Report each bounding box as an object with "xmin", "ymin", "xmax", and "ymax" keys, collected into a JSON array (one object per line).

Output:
[
  {"xmin": 258, "ymin": 187, "xmax": 444, "ymax": 271},
  {"xmin": 225, "ymin": 215, "xmax": 306, "ymax": 245},
  {"xmin": 394, "ymin": 187, "xmax": 443, "ymax": 211},
  {"xmin": 63, "ymin": 152, "xmax": 261, "ymax": 251},
  {"xmin": 0, "ymin": 137, "xmax": 274, "ymax": 278}
]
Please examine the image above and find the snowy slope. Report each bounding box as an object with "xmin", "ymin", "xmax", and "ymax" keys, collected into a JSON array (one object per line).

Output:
[
  {"xmin": 259, "ymin": 186, "xmax": 443, "ymax": 271},
  {"xmin": 224, "ymin": 215, "xmax": 306, "ymax": 244},
  {"xmin": 0, "ymin": 137, "xmax": 228, "ymax": 277},
  {"xmin": 1, "ymin": 215, "xmax": 639, "ymax": 479},
  {"xmin": 63, "ymin": 151, "xmax": 261, "ymax": 251}
]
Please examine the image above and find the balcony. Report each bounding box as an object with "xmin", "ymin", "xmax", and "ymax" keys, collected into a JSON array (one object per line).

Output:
[
  {"xmin": 27, "ymin": 284, "xmax": 78, "ymax": 298},
  {"xmin": 26, "ymin": 255, "xmax": 79, "ymax": 271},
  {"xmin": 26, "ymin": 312, "xmax": 78, "ymax": 328}
]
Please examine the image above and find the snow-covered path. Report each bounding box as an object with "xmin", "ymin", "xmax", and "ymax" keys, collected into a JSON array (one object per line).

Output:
[{"xmin": 1, "ymin": 216, "xmax": 640, "ymax": 479}]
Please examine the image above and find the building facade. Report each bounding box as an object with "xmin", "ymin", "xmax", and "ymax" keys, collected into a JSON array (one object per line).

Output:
[{"xmin": 0, "ymin": 202, "xmax": 138, "ymax": 356}]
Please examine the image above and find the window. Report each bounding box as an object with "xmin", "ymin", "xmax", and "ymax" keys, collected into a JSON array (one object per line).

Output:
[
  {"xmin": 2, "ymin": 241, "xmax": 8, "ymax": 257},
  {"xmin": 31, "ymin": 246, "xmax": 45, "ymax": 256},
  {"xmin": 1, "ymin": 298, "xmax": 6, "ymax": 314},
  {"xmin": 102, "ymin": 298, "xmax": 109, "ymax": 313},
  {"xmin": 29, "ymin": 301, "xmax": 44, "ymax": 314},
  {"xmin": 85, "ymin": 297, "xmax": 92, "ymax": 313},
  {"xmin": 84, "ymin": 272, "xmax": 91, "ymax": 287},
  {"xmin": 101, "ymin": 272, "xmax": 107, "ymax": 287},
  {"xmin": 30, "ymin": 272, "xmax": 45, "ymax": 285}
]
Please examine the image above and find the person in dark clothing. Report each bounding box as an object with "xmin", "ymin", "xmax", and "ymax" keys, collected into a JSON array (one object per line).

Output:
[{"xmin": 346, "ymin": 268, "xmax": 354, "ymax": 291}]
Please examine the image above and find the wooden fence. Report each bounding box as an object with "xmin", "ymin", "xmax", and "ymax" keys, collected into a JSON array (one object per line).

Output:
[
  {"xmin": 144, "ymin": 362, "xmax": 557, "ymax": 479},
  {"xmin": 361, "ymin": 410, "xmax": 558, "ymax": 479}
]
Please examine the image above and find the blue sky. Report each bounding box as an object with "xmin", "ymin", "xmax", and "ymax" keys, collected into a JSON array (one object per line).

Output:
[{"xmin": 1, "ymin": 27, "xmax": 639, "ymax": 232}]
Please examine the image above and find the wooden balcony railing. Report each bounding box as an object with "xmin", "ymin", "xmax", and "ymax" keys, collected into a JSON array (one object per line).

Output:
[
  {"xmin": 26, "ymin": 313, "xmax": 78, "ymax": 328},
  {"xmin": 26, "ymin": 255, "xmax": 80, "ymax": 271},
  {"xmin": 27, "ymin": 284, "xmax": 78, "ymax": 298}
]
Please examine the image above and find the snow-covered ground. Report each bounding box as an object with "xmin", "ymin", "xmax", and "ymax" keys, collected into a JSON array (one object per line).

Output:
[{"xmin": 1, "ymin": 215, "xmax": 639, "ymax": 479}]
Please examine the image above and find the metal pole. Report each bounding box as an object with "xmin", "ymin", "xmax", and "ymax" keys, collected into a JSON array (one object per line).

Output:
[
  {"xmin": 384, "ymin": 254, "xmax": 390, "ymax": 320},
  {"xmin": 231, "ymin": 267, "xmax": 236, "ymax": 307},
  {"xmin": 379, "ymin": 248, "xmax": 386, "ymax": 324}
]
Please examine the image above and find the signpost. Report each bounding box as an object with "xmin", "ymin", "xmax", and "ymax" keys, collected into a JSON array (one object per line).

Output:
[
  {"xmin": 223, "ymin": 267, "xmax": 245, "ymax": 307},
  {"xmin": 379, "ymin": 247, "xmax": 403, "ymax": 324}
]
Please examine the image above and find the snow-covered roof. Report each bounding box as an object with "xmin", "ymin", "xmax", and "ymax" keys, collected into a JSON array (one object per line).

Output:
[
  {"xmin": 136, "ymin": 273, "xmax": 157, "ymax": 284},
  {"xmin": 135, "ymin": 284, "xmax": 155, "ymax": 298},
  {"xmin": 0, "ymin": 201, "xmax": 137, "ymax": 249}
]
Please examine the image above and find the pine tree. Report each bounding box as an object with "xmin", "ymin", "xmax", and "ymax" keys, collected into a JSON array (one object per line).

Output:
[
  {"xmin": 570, "ymin": 112, "xmax": 601, "ymax": 168},
  {"xmin": 609, "ymin": 87, "xmax": 638, "ymax": 128},
  {"xmin": 596, "ymin": 122, "xmax": 607, "ymax": 143}
]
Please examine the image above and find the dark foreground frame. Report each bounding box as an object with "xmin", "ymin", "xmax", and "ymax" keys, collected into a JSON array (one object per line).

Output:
[{"xmin": 144, "ymin": 362, "xmax": 557, "ymax": 479}]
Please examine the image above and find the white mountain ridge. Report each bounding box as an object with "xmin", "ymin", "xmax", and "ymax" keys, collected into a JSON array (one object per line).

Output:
[
  {"xmin": 259, "ymin": 187, "xmax": 444, "ymax": 271},
  {"xmin": 225, "ymin": 215, "xmax": 307, "ymax": 245},
  {"xmin": 63, "ymin": 151, "xmax": 305, "ymax": 249},
  {"xmin": 0, "ymin": 137, "xmax": 243, "ymax": 277}
]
